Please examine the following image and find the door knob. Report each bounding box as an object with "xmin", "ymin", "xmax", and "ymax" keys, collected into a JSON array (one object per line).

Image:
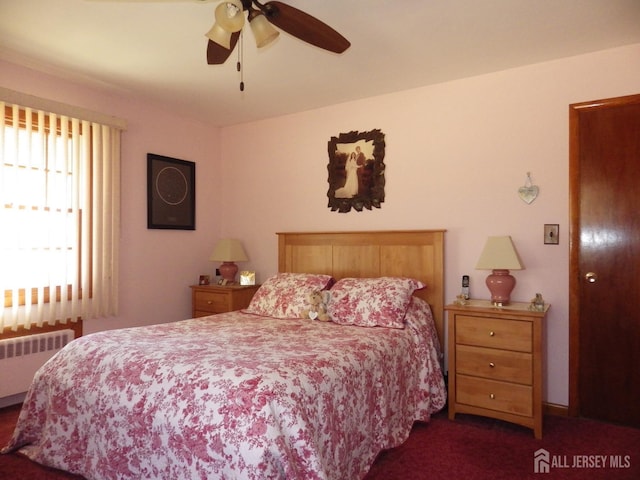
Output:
[{"xmin": 585, "ymin": 272, "xmax": 598, "ymax": 283}]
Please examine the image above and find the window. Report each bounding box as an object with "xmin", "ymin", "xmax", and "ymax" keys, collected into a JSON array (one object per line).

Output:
[{"xmin": 0, "ymin": 101, "xmax": 121, "ymax": 331}]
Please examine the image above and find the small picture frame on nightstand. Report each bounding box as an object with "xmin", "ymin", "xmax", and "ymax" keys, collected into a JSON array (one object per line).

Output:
[
  {"xmin": 240, "ymin": 271, "xmax": 256, "ymax": 285},
  {"xmin": 198, "ymin": 275, "xmax": 210, "ymax": 285}
]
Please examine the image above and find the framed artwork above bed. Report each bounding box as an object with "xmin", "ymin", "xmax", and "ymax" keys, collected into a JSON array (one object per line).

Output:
[{"xmin": 327, "ymin": 129, "xmax": 386, "ymax": 213}]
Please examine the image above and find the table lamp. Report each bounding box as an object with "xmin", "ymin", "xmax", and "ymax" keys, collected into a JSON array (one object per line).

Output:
[
  {"xmin": 209, "ymin": 238, "xmax": 248, "ymax": 284},
  {"xmin": 475, "ymin": 236, "xmax": 524, "ymax": 306}
]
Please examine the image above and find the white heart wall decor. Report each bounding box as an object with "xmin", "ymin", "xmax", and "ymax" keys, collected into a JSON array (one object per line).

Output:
[
  {"xmin": 518, "ymin": 172, "xmax": 539, "ymax": 204},
  {"xmin": 518, "ymin": 185, "xmax": 539, "ymax": 204}
]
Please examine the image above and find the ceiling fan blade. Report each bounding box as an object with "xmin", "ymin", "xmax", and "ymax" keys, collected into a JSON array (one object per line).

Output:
[
  {"xmin": 262, "ymin": 1, "xmax": 350, "ymax": 54},
  {"xmin": 206, "ymin": 32, "xmax": 240, "ymax": 64}
]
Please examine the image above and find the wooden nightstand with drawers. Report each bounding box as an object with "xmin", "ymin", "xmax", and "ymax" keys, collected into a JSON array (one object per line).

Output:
[
  {"xmin": 446, "ymin": 300, "xmax": 549, "ymax": 439},
  {"xmin": 190, "ymin": 284, "xmax": 260, "ymax": 318}
]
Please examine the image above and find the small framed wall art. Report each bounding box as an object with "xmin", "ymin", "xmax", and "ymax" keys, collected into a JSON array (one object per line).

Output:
[{"xmin": 147, "ymin": 153, "xmax": 196, "ymax": 230}]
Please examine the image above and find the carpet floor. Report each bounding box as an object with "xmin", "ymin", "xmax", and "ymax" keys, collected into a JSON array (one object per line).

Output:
[{"xmin": 1, "ymin": 403, "xmax": 639, "ymax": 479}]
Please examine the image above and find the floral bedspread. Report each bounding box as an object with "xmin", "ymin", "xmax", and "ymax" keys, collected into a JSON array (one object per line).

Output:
[{"xmin": 3, "ymin": 307, "xmax": 446, "ymax": 479}]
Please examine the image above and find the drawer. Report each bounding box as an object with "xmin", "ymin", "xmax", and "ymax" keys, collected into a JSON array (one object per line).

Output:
[
  {"xmin": 194, "ymin": 291, "xmax": 228, "ymax": 313},
  {"xmin": 456, "ymin": 344, "xmax": 532, "ymax": 385},
  {"xmin": 457, "ymin": 374, "xmax": 532, "ymax": 417},
  {"xmin": 456, "ymin": 315, "xmax": 532, "ymax": 352}
]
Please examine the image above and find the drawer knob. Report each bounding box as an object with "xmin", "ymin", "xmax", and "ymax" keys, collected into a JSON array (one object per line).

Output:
[
  {"xmin": 207, "ymin": 300, "xmax": 213, "ymax": 305},
  {"xmin": 489, "ymin": 362, "xmax": 495, "ymax": 368},
  {"xmin": 489, "ymin": 393, "xmax": 495, "ymax": 400},
  {"xmin": 489, "ymin": 331, "xmax": 495, "ymax": 337}
]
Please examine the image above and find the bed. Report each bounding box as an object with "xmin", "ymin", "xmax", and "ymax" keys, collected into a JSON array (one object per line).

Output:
[{"xmin": 2, "ymin": 230, "xmax": 447, "ymax": 479}]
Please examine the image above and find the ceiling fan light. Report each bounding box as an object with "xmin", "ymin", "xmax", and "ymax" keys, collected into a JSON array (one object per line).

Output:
[
  {"xmin": 214, "ymin": 0, "xmax": 245, "ymax": 33},
  {"xmin": 248, "ymin": 12, "xmax": 279, "ymax": 48},
  {"xmin": 205, "ymin": 23, "xmax": 232, "ymax": 49}
]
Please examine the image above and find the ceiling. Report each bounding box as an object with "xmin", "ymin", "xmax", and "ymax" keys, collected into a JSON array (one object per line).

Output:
[{"xmin": 1, "ymin": 0, "xmax": 639, "ymax": 127}]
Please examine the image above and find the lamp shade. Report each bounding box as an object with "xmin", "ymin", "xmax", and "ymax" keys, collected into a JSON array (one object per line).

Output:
[
  {"xmin": 475, "ymin": 236, "xmax": 523, "ymax": 270},
  {"xmin": 215, "ymin": 1, "xmax": 245, "ymax": 33},
  {"xmin": 210, "ymin": 239, "xmax": 248, "ymax": 284},
  {"xmin": 248, "ymin": 11, "xmax": 279, "ymax": 48},
  {"xmin": 476, "ymin": 236, "xmax": 523, "ymax": 306},
  {"xmin": 210, "ymin": 238, "xmax": 248, "ymax": 262},
  {"xmin": 205, "ymin": 1, "xmax": 244, "ymax": 49},
  {"xmin": 205, "ymin": 23, "xmax": 232, "ymax": 49}
]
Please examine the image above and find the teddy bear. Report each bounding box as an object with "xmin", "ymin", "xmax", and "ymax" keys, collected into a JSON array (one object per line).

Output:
[{"xmin": 301, "ymin": 289, "xmax": 330, "ymax": 321}]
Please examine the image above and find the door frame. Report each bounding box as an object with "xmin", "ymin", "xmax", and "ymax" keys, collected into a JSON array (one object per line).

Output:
[{"xmin": 568, "ymin": 93, "xmax": 640, "ymax": 416}]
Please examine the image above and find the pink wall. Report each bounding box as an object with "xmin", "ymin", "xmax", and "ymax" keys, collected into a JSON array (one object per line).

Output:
[
  {"xmin": 219, "ymin": 44, "xmax": 640, "ymax": 407},
  {"xmin": 2, "ymin": 43, "xmax": 639, "ymax": 407}
]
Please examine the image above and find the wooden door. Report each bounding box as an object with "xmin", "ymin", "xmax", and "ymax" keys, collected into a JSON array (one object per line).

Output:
[{"xmin": 569, "ymin": 94, "xmax": 640, "ymax": 427}]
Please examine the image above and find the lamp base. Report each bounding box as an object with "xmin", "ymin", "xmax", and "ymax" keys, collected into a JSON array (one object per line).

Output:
[
  {"xmin": 486, "ymin": 269, "xmax": 516, "ymax": 306},
  {"xmin": 219, "ymin": 261, "xmax": 239, "ymax": 284}
]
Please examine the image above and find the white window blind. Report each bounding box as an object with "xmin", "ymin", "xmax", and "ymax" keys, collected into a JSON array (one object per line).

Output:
[{"xmin": 0, "ymin": 101, "xmax": 121, "ymax": 331}]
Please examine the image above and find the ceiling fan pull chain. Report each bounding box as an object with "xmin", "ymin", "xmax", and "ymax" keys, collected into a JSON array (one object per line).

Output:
[{"xmin": 238, "ymin": 30, "xmax": 245, "ymax": 91}]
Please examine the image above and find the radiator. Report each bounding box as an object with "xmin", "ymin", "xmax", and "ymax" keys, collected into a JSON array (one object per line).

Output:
[{"xmin": 0, "ymin": 329, "xmax": 74, "ymax": 398}]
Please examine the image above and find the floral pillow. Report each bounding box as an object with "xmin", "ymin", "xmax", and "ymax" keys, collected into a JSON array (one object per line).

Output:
[
  {"xmin": 244, "ymin": 273, "xmax": 334, "ymax": 319},
  {"xmin": 327, "ymin": 277, "xmax": 425, "ymax": 328}
]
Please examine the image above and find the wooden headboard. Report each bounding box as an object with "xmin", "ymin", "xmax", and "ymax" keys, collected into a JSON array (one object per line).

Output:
[{"xmin": 277, "ymin": 230, "xmax": 446, "ymax": 348}]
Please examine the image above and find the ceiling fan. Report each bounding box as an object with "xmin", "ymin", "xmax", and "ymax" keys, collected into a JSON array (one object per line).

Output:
[
  {"xmin": 204, "ymin": 0, "xmax": 351, "ymax": 65},
  {"xmin": 89, "ymin": 0, "xmax": 349, "ymax": 90},
  {"xmin": 88, "ymin": 1, "xmax": 349, "ymax": 64}
]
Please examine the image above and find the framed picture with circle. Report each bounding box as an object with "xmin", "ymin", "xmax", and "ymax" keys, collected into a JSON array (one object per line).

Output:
[{"xmin": 147, "ymin": 153, "xmax": 195, "ymax": 230}]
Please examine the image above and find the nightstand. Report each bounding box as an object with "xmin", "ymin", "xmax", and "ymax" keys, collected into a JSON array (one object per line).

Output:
[
  {"xmin": 190, "ymin": 284, "xmax": 260, "ymax": 317},
  {"xmin": 445, "ymin": 300, "xmax": 549, "ymax": 439}
]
